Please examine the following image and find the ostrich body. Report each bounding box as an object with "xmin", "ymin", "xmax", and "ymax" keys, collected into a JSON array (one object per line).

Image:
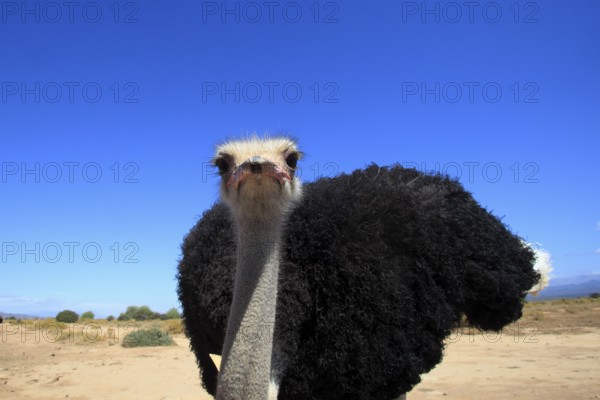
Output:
[{"xmin": 177, "ymin": 136, "xmax": 542, "ymax": 399}]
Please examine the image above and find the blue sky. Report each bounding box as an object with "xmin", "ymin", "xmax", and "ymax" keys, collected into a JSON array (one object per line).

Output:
[{"xmin": 1, "ymin": 0, "xmax": 599, "ymax": 317}]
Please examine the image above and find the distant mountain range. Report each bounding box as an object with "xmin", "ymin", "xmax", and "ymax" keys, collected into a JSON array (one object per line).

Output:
[
  {"xmin": 0, "ymin": 312, "xmax": 43, "ymax": 320},
  {"xmin": 547, "ymin": 273, "xmax": 600, "ymax": 287},
  {"xmin": 530, "ymin": 274, "xmax": 600, "ymax": 301}
]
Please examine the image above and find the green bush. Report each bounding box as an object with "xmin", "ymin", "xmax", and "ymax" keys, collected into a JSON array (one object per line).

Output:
[
  {"xmin": 118, "ymin": 305, "xmax": 155, "ymax": 321},
  {"xmin": 590, "ymin": 292, "xmax": 600, "ymax": 299},
  {"xmin": 164, "ymin": 308, "xmax": 181, "ymax": 320},
  {"xmin": 151, "ymin": 312, "xmax": 167, "ymax": 320},
  {"xmin": 116, "ymin": 305, "xmax": 179, "ymax": 321},
  {"xmin": 132, "ymin": 306, "xmax": 154, "ymax": 320},
  {"xmin": 107, "ymin": 315, "xmax": 115, "ymax": 321},
  {"xmin": 80, "ymin": 311, "xmax": 95, "ymax": 320},
  {"xmin": 56, "ymin": 310, "xmax": 79, "ymax": 323},
  {"xmin": 122, "ymin": 327, "xmax": 174, "ymax": 348},
  {"xmin": 117, "ymin": 312, "xmax": 130, "ymax": 321}
]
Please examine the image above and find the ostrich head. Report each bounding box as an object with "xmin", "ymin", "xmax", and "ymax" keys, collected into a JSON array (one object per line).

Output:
[{"xmin": 213, "ymin": 136, "xmax": 304, "ymax": 222}]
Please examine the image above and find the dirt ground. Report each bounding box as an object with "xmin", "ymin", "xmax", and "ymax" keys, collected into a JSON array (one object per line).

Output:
[{"xmin": 1, "ymin": 298, "xmax": 599, "ymax": 399}]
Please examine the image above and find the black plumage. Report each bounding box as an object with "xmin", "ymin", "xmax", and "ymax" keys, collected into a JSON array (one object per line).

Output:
[{"xmin": 177, "ymin": 164, "xmax": 539, "ymax": 399}]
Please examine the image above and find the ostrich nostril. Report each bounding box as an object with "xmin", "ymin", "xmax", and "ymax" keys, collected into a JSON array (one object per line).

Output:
[{"xmin": 249, "ymin": 163, "xmax": 262, "ymax": 174}]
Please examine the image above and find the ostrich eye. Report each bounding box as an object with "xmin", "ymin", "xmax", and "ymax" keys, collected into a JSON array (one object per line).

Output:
[
  {"xmin": 215, "ymin": 158, "xmax": 230, "ymax": 175},
  {"xmin": 285, "ymin": 152, "xmax": 299, "ymax": 169}
]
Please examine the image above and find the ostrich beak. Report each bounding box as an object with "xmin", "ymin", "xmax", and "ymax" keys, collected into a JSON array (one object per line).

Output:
[{"xmin": 227, "ymin": 156, "xmax": 292, "ymax": 190}]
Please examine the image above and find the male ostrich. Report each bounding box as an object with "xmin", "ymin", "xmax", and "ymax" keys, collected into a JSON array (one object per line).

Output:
[{"xmin": 177, "ymin": 136, "xmax": 544, "ymax": 400}]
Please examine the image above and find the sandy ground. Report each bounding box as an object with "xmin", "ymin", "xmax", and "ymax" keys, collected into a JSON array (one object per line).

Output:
[{"xmin": 1, "ymin": 311, "xmax": 599, "ymax": 399}]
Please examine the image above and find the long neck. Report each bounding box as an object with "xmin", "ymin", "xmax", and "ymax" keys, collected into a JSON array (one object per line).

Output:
[{"xmin": 217, "ymin": 215, "xmax": 284, "ymax": 400}]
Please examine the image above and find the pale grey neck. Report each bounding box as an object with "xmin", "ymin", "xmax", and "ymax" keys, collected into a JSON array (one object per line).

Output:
[{"xmin": 217, "ymin": 217, "xmax": 283, "ymax": 400}]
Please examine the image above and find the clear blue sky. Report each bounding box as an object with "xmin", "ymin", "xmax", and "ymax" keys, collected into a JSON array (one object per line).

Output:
[{"xmin": 1, "ymin": 1, "xmax": 599, "ymax": 317}]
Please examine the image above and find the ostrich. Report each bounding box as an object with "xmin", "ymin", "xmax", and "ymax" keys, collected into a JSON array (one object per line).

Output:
[{"xmin": 177, "ymin": 136, "xmax": 545, "ymax": 400}]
